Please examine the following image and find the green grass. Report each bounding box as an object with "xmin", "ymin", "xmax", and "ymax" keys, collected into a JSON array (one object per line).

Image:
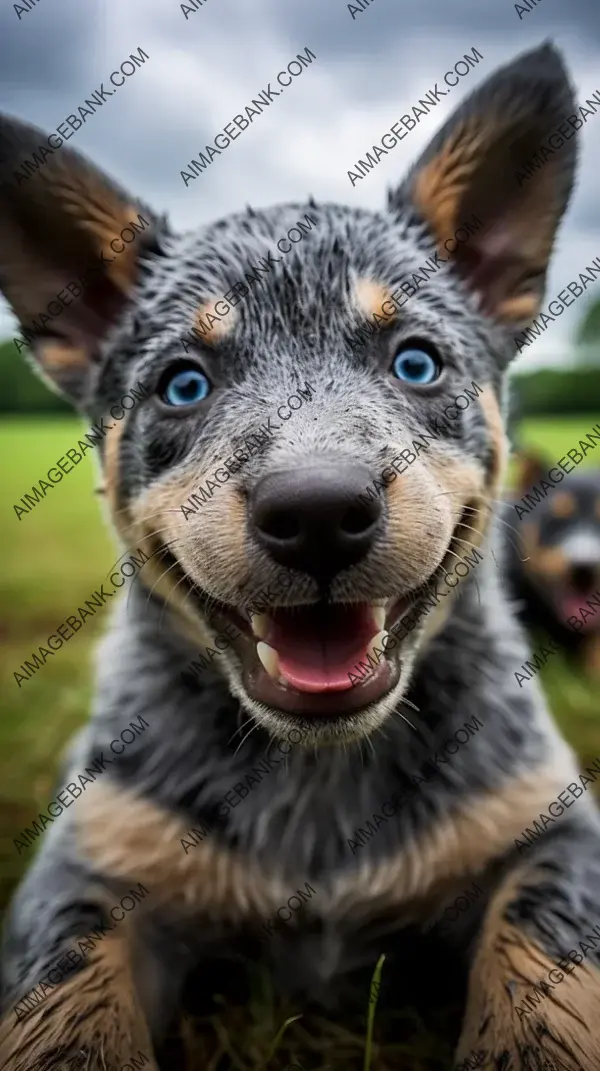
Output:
[
  {"xmin": 519, "ymin": 413, "xmax": 600, "ymax": 461},
  {"xmin": 510, "ymin": 413, "xmax": 600, "ymax": 752},
  {"xmin": 1, "ymin": 413, "xmax": 599, "ymax": 1071},
  {"xmin": 0, "ymin": 416, "xmax": 115, "ymax": 908}
]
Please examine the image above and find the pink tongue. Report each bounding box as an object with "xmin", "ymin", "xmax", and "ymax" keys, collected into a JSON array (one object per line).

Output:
[
  {"xmin": 270, "ymin": 604, "xmax": 379, "ymax": 693},
  {"xmin": 561, "ymin": 593, "xmax": 594, "ymax": 631}
]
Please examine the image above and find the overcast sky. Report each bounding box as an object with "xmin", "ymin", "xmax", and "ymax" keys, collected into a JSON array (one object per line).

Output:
[{"xmin": 1, "ymin": 0, "xmax": 599, "ymax": 372}]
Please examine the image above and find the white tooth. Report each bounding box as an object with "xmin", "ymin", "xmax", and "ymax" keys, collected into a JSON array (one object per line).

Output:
[
  {"xmin": 251, "ymin": 613, "xmax": 271, "ymax": 640},
  {"xmin": 357, "ymin": 630, "xmax": 389, "ymax": 684},
  {"xmin": 372, "ymin": 606, "xmax": 386, "ymax": 631},
  {"xmin": 256, "ymin": 641, "xmax": 280, "ymax": 679},
  {"xmin": 366, "ymin": 629, "xmax": 389, "ymax": 660}
]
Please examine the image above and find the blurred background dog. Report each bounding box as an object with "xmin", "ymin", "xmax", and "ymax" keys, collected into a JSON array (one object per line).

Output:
[{"xmin": 505, "ymin": 454, "xmax": 600, "ymax": 680}]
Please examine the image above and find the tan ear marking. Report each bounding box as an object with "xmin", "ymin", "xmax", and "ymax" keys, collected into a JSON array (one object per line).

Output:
[
  {"xmin": 496, "ymin": 292, "xmax": 541, "ymax": 324},
  {"xmin": 47, "ymin": 158, "xmax": 148, "ymax": 294},
  {"xmin": 0, "ymin": 111, "xmax": 156, "ymax": 404},
  {"xmin": 402, "ymin": 47, "xmax": 578, "ymax": 329},
  {"xmin": 37, "ymin": 341, "xmax": 89, "ymax": 371},
  {"xmin": 413, "ymin": 119, "xmax": 484, "ymax": 247}
]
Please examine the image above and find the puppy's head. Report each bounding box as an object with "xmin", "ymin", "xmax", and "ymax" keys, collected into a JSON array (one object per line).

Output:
[
  {"xmin": 0, "ymin": 44, "xmax": 578, "ymax": 744},
  {"xmin": 517, "ymin": 453, "xmax": 600, "ymax": 630}
]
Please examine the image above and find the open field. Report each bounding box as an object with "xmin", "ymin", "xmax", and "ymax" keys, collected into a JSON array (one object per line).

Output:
[
  {"xmin": 517, "ymin": 412, "xmax": 600, "ymax": 461},
  {"xmin": 1, "ymin": 413, "xmax": 599, "ymax": 1070}
]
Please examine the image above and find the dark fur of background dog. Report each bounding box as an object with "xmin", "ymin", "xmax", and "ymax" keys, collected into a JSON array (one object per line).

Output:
[{"xmin": 505, "ymin": 453, "xmax": 600, "ymax": 680}]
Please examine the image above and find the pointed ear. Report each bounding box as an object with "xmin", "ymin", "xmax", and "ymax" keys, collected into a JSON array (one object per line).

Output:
[
  {"xmin": 0, "ymin": 112, "xmax": 164, "ymax": 406},
  {"xmin": 390, "ymin": 44, "xmax": 578, "ymax": 331}
]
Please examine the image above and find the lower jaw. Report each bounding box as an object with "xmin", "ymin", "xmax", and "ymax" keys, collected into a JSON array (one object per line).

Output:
[{"xmin": 242, "ymin": 654, "xmax": 398, "ymax": 717}]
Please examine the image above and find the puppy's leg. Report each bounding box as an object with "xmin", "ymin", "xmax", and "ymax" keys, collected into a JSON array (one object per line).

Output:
[
  {"xmin": 0, "ymin": 845, "xmax": 189, "ymax": 1071},
  {"xmin": 455, "ymin": 816, "xmax": 600, "ymax": 1070}
]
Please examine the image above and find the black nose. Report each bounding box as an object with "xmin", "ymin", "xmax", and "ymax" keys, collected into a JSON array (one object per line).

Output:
[
  {"xmin": 571, "ymin": 564, "xmax": 598, "ymax": 591},
  {"xmin": 250, "ymin": 462, "xmax": 384, "ymax": 581}
]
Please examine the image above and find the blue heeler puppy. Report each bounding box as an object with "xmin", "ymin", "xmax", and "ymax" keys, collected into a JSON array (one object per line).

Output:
[{"xmin": 1, "ymin": 41, "xmax": 600, "ymax": 1071}]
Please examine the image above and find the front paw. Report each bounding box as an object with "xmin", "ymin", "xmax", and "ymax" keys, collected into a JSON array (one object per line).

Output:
[
  {"xmin": 0, "ymin": 1009, "xmax": 158, "ymax": 1071},
  {"xmin": 0, "ymin": 943, "xmax": 157, "ymax": 1071}
]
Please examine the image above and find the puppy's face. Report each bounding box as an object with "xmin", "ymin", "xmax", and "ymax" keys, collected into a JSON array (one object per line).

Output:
[
  {"xmin": 0, "ymin": 43, "xmax": 578, "ymax": 744},
  {"xmin": 520, "ymin": 468, "xmax": 600, "ymax": 630},
  {"xmin": 121, "ymin": 204, "xmax": 501, "ymax": 743}
]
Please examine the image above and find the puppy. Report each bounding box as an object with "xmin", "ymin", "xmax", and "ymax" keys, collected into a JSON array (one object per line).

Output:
[
  {"xmin": 2, "ymin": 41, "xmax": 600, "ymax": 1071},
  {"xmin": 506, "ymin": 453, "xmax": 600, "ymax": 679}
]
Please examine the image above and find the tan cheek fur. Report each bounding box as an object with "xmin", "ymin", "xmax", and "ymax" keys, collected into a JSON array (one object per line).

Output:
[
  {"xmin": 103, "ymin": 422, "xmax": 208, "ymax": 649},
  {"xmin": 385, "ymin": 385, "xmax": 505, "ymax": 575},
  {"xmin": 101, "ymin": 388, "xmax": 253, "ymax": 646},
  {"xmin": 131, "ymin": 468, "xmax": 250, "ymax": 609},
  {"xmin": 550, "ymin": 491, "xmax": 576, "ymax": 519},
  {"xmin": 385, "ymin": 384, "xmax": 505, "ymax": 642},
  {"xmin": 531, "ymin": 546, "xmax": 569, "ymax": 581},
  {"xmin": 104, "ymin": 417, "xmax": 129, "ymax": 524},
  {"xmin": 479, "ymin": 386, "xmax": 508, "ymax": 503},
  {"xmin": 385, "ymin": 459, "xmax": 458, "ymax": 591}
]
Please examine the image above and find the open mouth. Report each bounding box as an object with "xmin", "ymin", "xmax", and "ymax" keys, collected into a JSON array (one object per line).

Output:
[
  {"xmin": 557, "ymin": 564, "xmax": 600, "ymax": 630},
  {"xmin": 254, "ymin": 602, "xmax": 389, "ymax": 692},
  {"xmin": 169, "ymin": 506, "xmax": 478, "ymax": 722},
  {"xmin": 209, "ymin": 592, "xmax": 423, "ymax": 718}
]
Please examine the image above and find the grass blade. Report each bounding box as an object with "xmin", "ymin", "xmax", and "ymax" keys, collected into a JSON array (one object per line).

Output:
[{"xmin": 363, "ymin": 953, "xmax": 385, "ymax": 1071}]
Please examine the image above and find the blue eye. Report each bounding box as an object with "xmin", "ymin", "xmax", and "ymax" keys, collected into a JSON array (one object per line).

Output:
[
  {"xmin": 392, "ymin": 346, "xmax": 441, "ymax": 386},
  {"xmin": 162, "ymin": 366, "xmax": 211, "ymax": 407}
]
